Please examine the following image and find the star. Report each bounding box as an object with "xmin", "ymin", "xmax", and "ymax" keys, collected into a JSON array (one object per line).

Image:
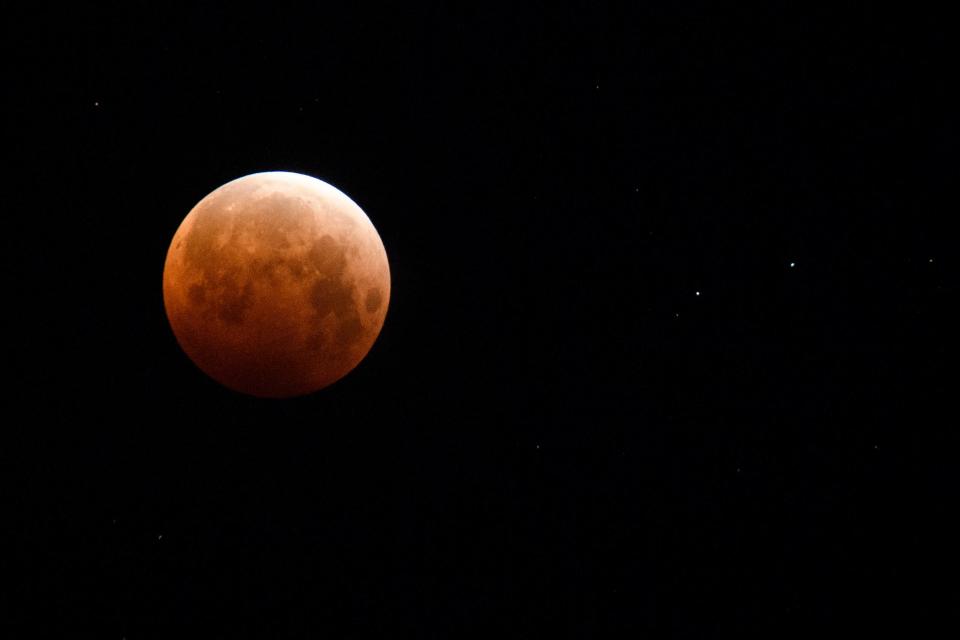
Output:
[
  {"xmin": 789, "ymin": 262, "xmax": 796, "ymax": 268},
  {"xmin": 695, "ymin": 291, "xmax": 700, "ymax": 296}
]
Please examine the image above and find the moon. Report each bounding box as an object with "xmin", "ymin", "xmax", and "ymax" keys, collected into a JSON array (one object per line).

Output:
[{"xmin": 162, "ymin": 171, "xmax": 390, "ymax": 398}]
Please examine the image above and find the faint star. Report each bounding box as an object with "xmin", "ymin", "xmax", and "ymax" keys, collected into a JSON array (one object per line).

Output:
[{"xmin": 93, "ymin": 101, "xmax": 100, "ymax": 107}]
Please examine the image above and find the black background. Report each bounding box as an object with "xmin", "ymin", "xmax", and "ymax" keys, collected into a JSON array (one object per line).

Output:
[{"xmin": 4, "ymin": 3, "xmax": 957, "ymax": 636}]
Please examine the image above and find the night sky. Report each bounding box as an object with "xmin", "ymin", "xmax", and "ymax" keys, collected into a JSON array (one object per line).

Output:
[{"xmin": 4, "ymin": 4, "xmax": 956, "ymax": 636}]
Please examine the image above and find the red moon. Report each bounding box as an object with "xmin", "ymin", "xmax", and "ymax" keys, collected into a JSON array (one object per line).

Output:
[{"xmin": 162, "ymin": 172, "xmax": 390, "ymax": 398}]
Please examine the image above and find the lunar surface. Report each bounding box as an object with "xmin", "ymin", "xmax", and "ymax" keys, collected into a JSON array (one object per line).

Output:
[{"xmin": 162, "ymin": 172, "xmax": 390, "ymax": 398}]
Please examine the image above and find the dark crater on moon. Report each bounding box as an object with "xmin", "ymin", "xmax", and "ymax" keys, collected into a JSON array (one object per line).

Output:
[
  {"xmin": 306, "ymin": 234, "xmax": 362, "ymax": 359},
  {"xmin": 365, "ymin": 288, "xmax": 383, "ymax": 313}
]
